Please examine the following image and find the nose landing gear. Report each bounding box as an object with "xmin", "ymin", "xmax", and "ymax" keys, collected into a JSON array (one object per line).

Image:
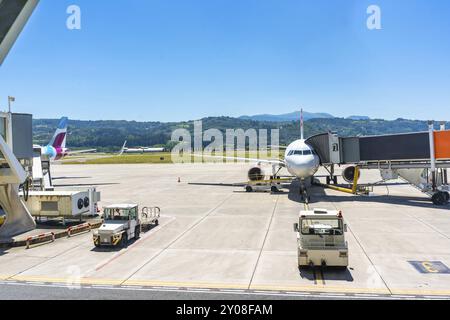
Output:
[{"xmin": 300, "ymin": 181, "xmax": 310, "ymax": 204}]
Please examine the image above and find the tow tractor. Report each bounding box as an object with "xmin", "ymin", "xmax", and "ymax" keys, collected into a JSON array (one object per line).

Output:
[
  {"xmin": 294, "ymin": 208, "xmax": 349, "ymax": 268},
  {"xmin": 93, "ymin": 204, "xmax": 160, "ymax": 247}
]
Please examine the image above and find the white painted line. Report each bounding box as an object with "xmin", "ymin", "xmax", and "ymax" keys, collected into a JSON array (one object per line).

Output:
[
  {"xmin": 121, "ymin": 285, "xmax": 144, "ymax": 290},
  {"xmin": 187, "ymin": 288, "xmax": 211, "ymax": 292},
  {"xmin": 354, "ymin": 293, "xmax": 382, "ymax": 298},
  {"xmin": 319, "ymin": 293, "xmax": 346, "ymax": 296},
  {"xmin": 423, "ymin": 296, "xmax": 450, "ymax": 300},
  {"xmin": 286, "ymin": 292, "xmax": 311, "ymax": 295},
  {"xmin": 254, "ymin": 290, "xmax": 280, "ymax": 294},
  {"xmin": 219, "ymin": 289, "xmax": 245, "ymax": 293},
  {"xmin": 91, "ymin": 285, "xmax": 115, "ymax": 289}
]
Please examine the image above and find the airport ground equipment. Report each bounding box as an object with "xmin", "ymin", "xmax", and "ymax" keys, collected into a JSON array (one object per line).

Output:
[
  {"xmin": 294, "ymin": 209, "xmax": 349, "ymax": 268},
  {"xmin": 245, "ymin": 177, "xmax": 292, "ymax": 193},
  {"xmin": 93, "ymin": 204, "xmax": 160, "ymax": 247},
  {"xmin": 24, "ymin": 188, "xmax": 101, "ymax": 224},
  {"xmin": 31, "ymin": 146, "xmax": 53, "ymax": 191}
]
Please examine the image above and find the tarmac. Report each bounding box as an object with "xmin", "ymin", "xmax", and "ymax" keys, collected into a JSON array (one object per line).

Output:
[{"xmin": 1, "ymin": 163, "xmax": 450, "ymax": 299}]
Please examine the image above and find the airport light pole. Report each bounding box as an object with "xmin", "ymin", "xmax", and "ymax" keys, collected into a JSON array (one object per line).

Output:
[{"xmin": 7, "ymin": 96, "xmax": 15, "ymax": 113}]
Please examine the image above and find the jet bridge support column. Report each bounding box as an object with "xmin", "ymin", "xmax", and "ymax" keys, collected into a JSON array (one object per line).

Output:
[
  {"xmin": 0, "ymin": 136, "xmax": 36, "ymax": 239},
  {"xmin": 428, "ymin": 121, "xmax": 437, "ymax": 191}
]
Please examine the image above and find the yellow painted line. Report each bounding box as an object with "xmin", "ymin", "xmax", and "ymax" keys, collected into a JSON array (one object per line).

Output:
[
  {"xmin": 10, "ymin": 275, "xmax": 123, "ymax": 286},
  {"xmin": 390, "ymin": 288, "xmax": 450, "ymax": 296},
  {"xmin": 124, "ymin": 279, "xmax": 248, "ymax": 290},
  {"xmin": 4, "ymin": 275, "xmax": 450, "ymax": 297},
  {"xmin": 315, "ymin": 270, "xmax": 325, "ymax": 286}
]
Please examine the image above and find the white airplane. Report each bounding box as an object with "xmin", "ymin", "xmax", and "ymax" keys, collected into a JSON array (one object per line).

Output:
[
  {"xmin": 119, "ymin": 141, "xmax": 165, "ymax": 155},
  {"xmin": 196, "ymin": 109, "xmax": 321, "ymax": 197}
]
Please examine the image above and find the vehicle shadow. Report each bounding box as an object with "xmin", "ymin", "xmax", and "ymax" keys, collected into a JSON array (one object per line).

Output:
[{"xmin": 299, "ymin": 267, "xmax": 354, "ymax": 282}]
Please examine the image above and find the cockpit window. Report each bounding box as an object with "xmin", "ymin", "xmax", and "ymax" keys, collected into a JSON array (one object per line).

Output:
[{"xmin": 288, "ymin": 149, "xmax": 316, "ymax": 156}]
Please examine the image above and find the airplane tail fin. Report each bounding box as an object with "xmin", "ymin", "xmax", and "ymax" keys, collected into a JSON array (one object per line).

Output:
[
  {"xmin": 49, "ymin": 117, "xmax": 68, "ymax": 149},
  {"xmin": 119, "ymin": 141, "xmax": 127, "ymax": 156},
  {"xmin": 300, "ymin": 108, "xmax": 304, "ymax": 140}
]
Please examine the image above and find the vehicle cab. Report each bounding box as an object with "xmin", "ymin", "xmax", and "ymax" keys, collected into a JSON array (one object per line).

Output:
[{"xmin": 294, "ymin": 208, "xmax": 349, "ymax": 268}]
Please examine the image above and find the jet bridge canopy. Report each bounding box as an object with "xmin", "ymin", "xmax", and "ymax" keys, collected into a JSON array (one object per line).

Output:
[{"xmin": 0, "ymin": 0, "xmax": 39, "ymax": 65}]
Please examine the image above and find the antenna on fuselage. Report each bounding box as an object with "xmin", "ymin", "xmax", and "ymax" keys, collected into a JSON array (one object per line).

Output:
[{"xmin": 300, "ymin": 108, "xmax": 304, "ymax": 140}]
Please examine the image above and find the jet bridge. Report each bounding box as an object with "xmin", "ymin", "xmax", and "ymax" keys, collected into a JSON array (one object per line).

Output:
[{"xmin": 306, "ymin": 122, "xmax": 450, "ymax": 205}]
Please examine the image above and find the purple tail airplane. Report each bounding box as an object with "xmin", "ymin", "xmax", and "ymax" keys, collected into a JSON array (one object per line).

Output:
[{"xmin": 39, "ymin": 117, "xmax": 96, "ymax": 160}]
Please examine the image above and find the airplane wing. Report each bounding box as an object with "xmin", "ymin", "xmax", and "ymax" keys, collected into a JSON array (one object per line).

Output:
[
  {"xmin": 269, "ymin": 145, "xmax": 288, "ymax": 150},
  {"xmin": 192, "ymin": 153, "xmax": 285, "ymax": 166},
  {"xmin": 68, "ymin": 149, "xmax": 97, "ymax": 155}
]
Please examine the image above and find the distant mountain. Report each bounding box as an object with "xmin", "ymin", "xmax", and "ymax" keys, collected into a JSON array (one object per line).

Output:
[
  {"xmin": 239, "ymin": 111, "xmax": 335, "ymax": 122},
  {"xmin": 347, "ymin": 115, "xmax": 371, "ymax": 120}
]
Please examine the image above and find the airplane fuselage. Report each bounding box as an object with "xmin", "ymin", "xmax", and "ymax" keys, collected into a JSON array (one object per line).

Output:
[
  {"xmin": 41, "ymin": 145, "xmax": 69, "ymax": 161},
  {"xmin": 284, "ymin": 139, "xmax": 320, "ymax": 180}
]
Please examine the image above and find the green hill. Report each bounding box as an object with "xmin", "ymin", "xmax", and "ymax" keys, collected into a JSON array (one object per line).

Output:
[{"xmin": 33, "ymin": 117, "xmax": 449, "ymax": 152}]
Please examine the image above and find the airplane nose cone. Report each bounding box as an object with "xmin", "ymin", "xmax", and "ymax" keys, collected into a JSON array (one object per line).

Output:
[{"xmin": 286, "ymin": 157, "xmax": 318, "ymax": 178}]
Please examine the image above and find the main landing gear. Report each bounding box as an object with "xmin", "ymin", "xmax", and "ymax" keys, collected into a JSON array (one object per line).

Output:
[{"xmin": 432, "ymin": 191, "xmax": 450, "ymax": 206}]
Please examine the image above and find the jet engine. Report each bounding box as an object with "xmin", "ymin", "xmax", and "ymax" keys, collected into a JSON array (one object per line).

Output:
[
  {"xmin": 248, "ymin": 166, "xmax": 264, "ymax": 181},
  {"xmin": 343, "ymin": 166, "xmax": 361, "ymax": 183}
]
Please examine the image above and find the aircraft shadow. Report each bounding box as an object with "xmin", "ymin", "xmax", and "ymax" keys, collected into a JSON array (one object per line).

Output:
[
  {"xmin": 53, "ymin": 183, "xmax": 120, "ymax": 187},
  {"xmin": 52, "ymin": 176, "xmax": 93, "ymax": 180},
  {"xmin": 325, "ymin": 194, "xmax": 448, "ymax": 210},
  {"xmin": 285, "ymin": 179, "xmax": 448, "ymax": 210}
]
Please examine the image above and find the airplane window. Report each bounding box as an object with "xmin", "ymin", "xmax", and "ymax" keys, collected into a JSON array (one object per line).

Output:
[
  {"xmin": 303, "ymin": 150, "xmax": 312, "ymax": 155},
  {"xmin": 294, "ymin": 150, "xmax": 303, "ymax": 155}
]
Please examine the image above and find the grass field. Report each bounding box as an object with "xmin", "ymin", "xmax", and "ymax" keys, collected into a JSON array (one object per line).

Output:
[{"xmin": 63, "ymin": 152, "xmax": 284, "ymax": 165}]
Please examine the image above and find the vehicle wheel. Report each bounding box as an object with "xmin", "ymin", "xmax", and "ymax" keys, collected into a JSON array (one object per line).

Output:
[
  {"xmin": 246, "ymin": 186, "xmax": 253, "ymax": 193},
  {"xmin": 121, "ymin": 233, "xmax": 128, "ymax": 248},
  {"xmin": 135, "ymin": 226, "xmax": 141, "ymax": 239},
  {"xmin": 333, "ymin": 176, "xmax": 338, "ymax": 185},
  {"xmin": 326, "ymin": 177, "xmax": 330, "ymax": 185},
  {"xmin": 271, "ymin": 186, "xmax": 279, "ymax": 193},
  {"xmin": 155, "ymin": 219, "xmax": 159, "ymax": 226},
  {"xmin": 443, "ymin": 192, "xmax": 450, "ymax": 203},
  {"xmin": 432, "ymin": 192, "xmax": 446, "ymax": 206}
]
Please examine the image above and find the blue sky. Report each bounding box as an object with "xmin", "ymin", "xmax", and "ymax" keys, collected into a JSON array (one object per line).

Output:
[{"xmin": 1, "ymin": 0, "xmax": 449, "ymax": 122}]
